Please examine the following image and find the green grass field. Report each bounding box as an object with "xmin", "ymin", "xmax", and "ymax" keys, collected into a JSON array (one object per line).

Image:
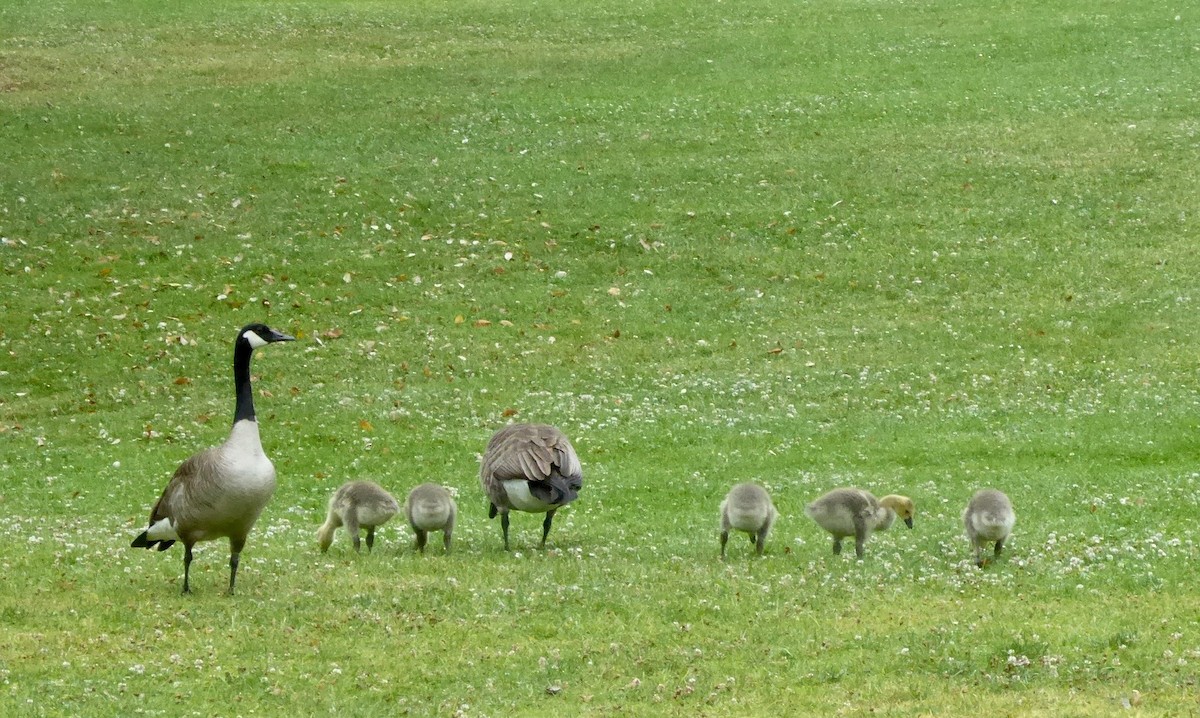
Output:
[{"xmin": 2, "ymin": 0, "xmax": 1199, "ymax": 714}]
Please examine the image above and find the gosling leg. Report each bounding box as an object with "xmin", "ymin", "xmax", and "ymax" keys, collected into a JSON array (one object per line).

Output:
[
  {"xmin": 344, "ymin": 515, "xmax": 361, "ymax": 553},
  {"xmin": 853, "ymin": 518, "xmax": 869, "ymax": 559}
]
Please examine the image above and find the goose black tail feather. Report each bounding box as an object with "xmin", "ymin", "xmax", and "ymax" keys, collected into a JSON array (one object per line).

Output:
[
  {"xmin": 131, "ymin": 531, "xmax": 175, "ymax": 551},
  {"xmin": 528, "ymin": 473, "xmax": 582, "ymax": 506}
]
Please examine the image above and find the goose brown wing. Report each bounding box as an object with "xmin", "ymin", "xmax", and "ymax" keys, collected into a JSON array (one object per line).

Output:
[
  {"xmin": 482, "ymin": 424, "xmax": 581, "ymax": 484},
  {"xmin": 147, "ymin": 448, "xmax": 223, "ymax": 523}
]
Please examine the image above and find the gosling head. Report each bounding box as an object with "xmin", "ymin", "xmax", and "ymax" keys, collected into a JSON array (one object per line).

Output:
[{"xmin": 879, "ymin": 494, "xmax": 915, "ymax": 528}]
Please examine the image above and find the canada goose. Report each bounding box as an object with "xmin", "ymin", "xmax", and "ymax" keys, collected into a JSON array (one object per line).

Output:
[
  {"xmin": 804, "ymin": 488, "xmax": 915, "ymax": 559},
  {"xmin": 317, "ymin": 481, "xmax": 401, "ymax": 553},
  {"xmin": 130, "ymin": 323, "xmax": 294, "ymax": 594},
  {"xmin": 719, "ymin": 483, "xmax": 778, "ymax": 559},
  {"xmin": 963, "ymin": 489, "xmax": 1015, "ymax": 567},
  {"xmin": 405, "ymin": 482, "xmax": 457, "ymax": 553},
  {"xmin": 479, "ymin": 423, "xmax": 582, "ymax": 550}
]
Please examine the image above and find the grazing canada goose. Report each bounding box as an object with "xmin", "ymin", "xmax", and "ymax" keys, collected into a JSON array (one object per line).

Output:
[
  {"xmin": 804, "ymin": 488, "xmax": 915, "ymax": 559},
  {"xmin": 130, "ymin": 323, "xmax": 294, "ymax": 594},
  {"xmin": 719, "ymin": 483, "xmax": 778, "ymax": 559},
  {"xmin": 479, "ymin": 423, "xmax": 582, "ymax": 550},
  {"xmin": 405, "ymin": 482, "xmax": 457, "ymax": 554},
  {"xmin": 963, "ymin": 489, "xmax": 1016, "ymax": 567},
  {"xmin": 317, "ymin": 481, "xmax": 401, "ymax": 553}
]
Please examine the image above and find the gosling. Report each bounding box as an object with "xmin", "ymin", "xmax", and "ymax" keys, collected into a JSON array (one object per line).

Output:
[
  {"xmin": 962, "ymin": 489, "xmax": 1015, "ymax": 567},
  {"xmin": 719, "ymin": 483, "xmax": 778, "ymax": 559},
  {"xmin": 317, "ymin": 481, "xmax": 400, "ymax": 553},
  {"xmin": 804, "ymin": 488, "xmax": 914, "ymax": 559},
  {"xmin": 405, "ymin": 483, "xmax": 457, "ymax": 554}
]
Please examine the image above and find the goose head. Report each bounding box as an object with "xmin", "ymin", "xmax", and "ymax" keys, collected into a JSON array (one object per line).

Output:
[
  {"xmin": 879, "ymin": 494, "xmax": 915, "ymax": 529},
  {"xmin": 239, "ymin": 323, "xmax": 295, "ymax": 349}
]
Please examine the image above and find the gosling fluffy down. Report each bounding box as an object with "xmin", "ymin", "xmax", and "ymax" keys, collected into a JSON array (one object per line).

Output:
[
  {"xmin": 962, "ymin": 489, "xmax": 1015, "ymax": 567},
  {"xmin": 719, "ymin": 483, "xmax": 778, "ymax": 559},
  {"xmin": 804, "ymin": 488, "xmax": 914, "ymax": 559},
  {"xmin": 317, "ymin": 481, "xmax": 401, "ymax": 553},
  {"xmin": 405, "ymin": 482, "xmax": 457, "ymax": 554}
]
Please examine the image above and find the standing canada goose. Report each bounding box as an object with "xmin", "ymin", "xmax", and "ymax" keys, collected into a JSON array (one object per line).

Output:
[
  {"xmin": 479, "ymin": 423, "xmax": 582, "ymax": 550},
  {"xmin": 316, "ymin": 480, "xmax": 401, "ymax": 553},
  {"xmin": 719, "ymin": 483, "xmax": 778, "ymax": 559},
  {"xmin": 130, "ymin": 323, "xmax": 294, "ymax": 594},
  {"xmin": 963, "ymin": 488, "xmax": 1016, "ymax": 567},
  {"xmin": 804, "ymin": 488, "xmax": 915, "ymax": 559},
  {"xmin": 405, "ymin": 482, "xmax": 457, "ymax": 554}
]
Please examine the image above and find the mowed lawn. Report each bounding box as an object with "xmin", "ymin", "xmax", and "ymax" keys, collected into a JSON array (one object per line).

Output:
[{"xmin": 2, "ymin": 0, "xmax": 1199, "ymax": 715}]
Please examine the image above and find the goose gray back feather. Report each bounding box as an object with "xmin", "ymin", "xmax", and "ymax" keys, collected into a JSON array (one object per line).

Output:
[{"xmin": 480, "ymin": 423, "xmax": 582, "ymax": 511}]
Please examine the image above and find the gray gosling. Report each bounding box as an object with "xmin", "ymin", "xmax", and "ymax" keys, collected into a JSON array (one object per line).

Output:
[
  {"xmin": 719, "ymin": 483, "xmax": 778, "ymax": 559},
  {"xmin": 480, "ymin": 423, "xmax": 583, "ymax": 550},
  {"xmin": 131, "ymin": 323, "xmax": 295, "ymax": 594},
  {"xmin": 804, "ymin": 488, "xmax": 915, "ymax": 559},
  {"xmin": 405, "ymin": 482, "xmax": 457, "ymax": 554},
  {"xmin": 962, "ymin": 489, "xmax": 1016, "ymax": 567},
  {"xmin": 317, "ymin": 481, "xmax": 401, "ymax": 553}
]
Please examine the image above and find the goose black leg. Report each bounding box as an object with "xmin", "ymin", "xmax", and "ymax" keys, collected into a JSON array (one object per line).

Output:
[
  {"xmin": 414, "ymin": 529, "xmax": 428, "ymax": 553},
  {"xmin": 229, "ymin": 537, "xmax": 245, "ymax": 595},
  {"xmin": 540, "ymin": 509, "xmax": 556, "ymax": 548},
  {"xmin": 501, "ymin": 512, "xmax": 511, "ymax": 550},
  {"xmin": 366, "ymin": 526, "xmax": 376, "ymax": 553},
  {"xmin": 182, "ymin": 543, "xmax": 195, "ymax": 594},
  {"xmin": 719, "ymin": 529, "xmax": 730, "ymax": 559}
]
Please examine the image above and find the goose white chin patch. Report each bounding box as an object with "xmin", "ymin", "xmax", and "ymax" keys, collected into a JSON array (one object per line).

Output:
[
  {"xmin": 146, "ymin": 517, "xmax": 180, "ymax": 542},
  {"xmin": 243, "ymin": 330, "xmax": 269, "ymax": 349}
]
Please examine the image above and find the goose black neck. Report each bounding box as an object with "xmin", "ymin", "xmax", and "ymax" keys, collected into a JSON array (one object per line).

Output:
[{"xmin": 233, "ymin": 339, "xmax": 257, "ymax": 424}]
